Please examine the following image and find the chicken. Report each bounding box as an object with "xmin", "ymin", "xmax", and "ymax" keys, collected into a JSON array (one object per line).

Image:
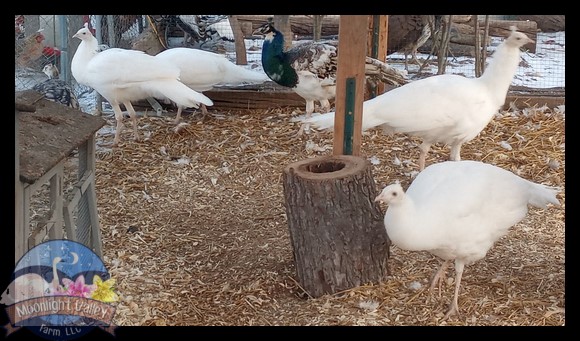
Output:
[
  {"xmin": 71, "ymin": 24, "xmax": 213, "ymax": 146},
  {"xmin": 16, "ymin": 30, "xmax": 45, "ymax": 68},
  {"xmin": 303, "ymin": 27, "xmax": 534, "ymax": 170}
]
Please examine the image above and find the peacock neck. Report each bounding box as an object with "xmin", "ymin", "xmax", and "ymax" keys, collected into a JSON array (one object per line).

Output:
[
  {"xmin": 478, "ymin": 42, "xmax": 521, "ymax": 108},
  {"xmin": 268, "ymin": 29, "xmax": 285, "ymax": 56}
]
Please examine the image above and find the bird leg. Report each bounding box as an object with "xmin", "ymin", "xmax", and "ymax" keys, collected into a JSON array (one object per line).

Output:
[
  {"xmin": 174, "ymin": 103, "xmax": 208, "ymax": 125},
  {"xmin": 124, "ymin": 102, "xmax": 141, "ymax": 142},
  {"xmin": 418, "ymin": 141, "xmax": 432, "ymax": 171},
  {"xmin": 428, "ymin": 259, "xmax": 450, "ymax": 299},
  {"xmin": 200, "ymin": 103, "xmax": 208, "ymax": 116},
  {"xmin": 449, "ymin": 143, "xmax": 462, "ymax": 162},
  {"xmin": 174, "ymin": 106, "xmax": 184, "ymax": 125},
  {"xmin": 296, "ymin": 101, "xmax": 315, "ymax": 137},
  {"xmin": 443, "ymin": 260, "xmax": 465, "ymax": 320},
  {"xmin": 110, "ymin": 103, "xmax": 126, "ymax": 146}
]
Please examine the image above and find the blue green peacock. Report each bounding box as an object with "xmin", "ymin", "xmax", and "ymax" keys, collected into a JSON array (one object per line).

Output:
[{"xmin": 254, "ymin": 18, "xmax": 407, "ymax": 135}]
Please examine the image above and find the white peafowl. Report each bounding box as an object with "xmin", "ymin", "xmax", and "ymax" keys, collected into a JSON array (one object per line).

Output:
[
  {"xmin": 303, "ymin": 26, "xmax": 534, "ymax": 170},
  {"xmin": 32, "ymin": 63, "xmax": 80, "ymax": 109},
  {"xmin": 253, "ymin": 18, "xmax": 408, "ymax": 136},
  {"xmin": 71, "ymin": 24, "xmax": 213, "ymax": 146},
  {"xmin": 154, "ymin": 47, "xmax": 269, "ymax": 123},
  {"xmin": 375, "ymin": 160, "xmax": 561, "ymax": 320}
]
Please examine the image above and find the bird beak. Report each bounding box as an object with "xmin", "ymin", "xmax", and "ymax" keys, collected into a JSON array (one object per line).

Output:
[
  {"xmin": 526, "ymin": 37, "xmax": 535, "ymax": 45},
  {"xmin": 374, "ymin": 195, "xmax": 383, "ymax": 203}
]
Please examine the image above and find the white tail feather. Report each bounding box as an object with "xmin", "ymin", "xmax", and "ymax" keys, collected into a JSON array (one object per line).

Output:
[
  {"xmin": 529, "ymin": 184, "xmax": 561, "ymax": 208},
  {"xmin": 144, "ymin": 80, "xmax": 213, "ymax": 108},
  {"xmin": 300, "ymin": 111, "xmax": 336, "ymax": 131}
]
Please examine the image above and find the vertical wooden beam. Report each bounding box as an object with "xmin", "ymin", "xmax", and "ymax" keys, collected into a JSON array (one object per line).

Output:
[
  {"xmin": 48, "ymin": 164, "xmax": 64, "ymax": 240},
  {"xmin": 313, "ymin": 15, "xmax": 324, "ymax": 41},
  {"xmin": 85, "ymin": 137, "xmax": 103, "ymax": 257},
  {"xmin": 333, "ymin": 15, "xmax": 368, "ymax": 156},
  {"xmin": 15, "ymin": 110, "xmax": 23, "ymax": 264},
  {"xmin": 229, "ymin": 15, "xmax": 248, "ymax": 65},
  {"xmin": 366, "ymin": 15, "xmax": 389, "ymax": 97},
  {"xmin": 274, "ymin": 15, "xmax": 293, "ymax": 51}
]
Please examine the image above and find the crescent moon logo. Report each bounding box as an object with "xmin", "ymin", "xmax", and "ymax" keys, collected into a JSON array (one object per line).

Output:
[{"xmin": 71, "ymin": 252, "xmax": 79, "ymax": 265}]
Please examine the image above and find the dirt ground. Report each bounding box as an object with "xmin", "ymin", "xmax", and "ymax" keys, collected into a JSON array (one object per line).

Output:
[{"xmin": 90, "ymin": 104, "xmax": 564, "ymax": 326}]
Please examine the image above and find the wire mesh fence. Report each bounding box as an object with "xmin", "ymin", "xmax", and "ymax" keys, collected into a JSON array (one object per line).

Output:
[{"xmin": 15, "ymin": 14, "xmax": 565, "ymax": 111}]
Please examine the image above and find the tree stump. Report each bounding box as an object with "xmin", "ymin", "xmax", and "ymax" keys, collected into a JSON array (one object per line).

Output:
[{"xmin": 282, "ymin": 155, "xmax": 390, "ymax": 298}]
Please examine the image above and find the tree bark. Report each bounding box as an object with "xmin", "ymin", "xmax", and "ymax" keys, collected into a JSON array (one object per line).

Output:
[
  {"xmin": 282, "ymin": 155, "xmax": 390, "ymax": 298},
  {"xmin": 515, "ymin": 15, "xmax": 565, "ymax": 32}
]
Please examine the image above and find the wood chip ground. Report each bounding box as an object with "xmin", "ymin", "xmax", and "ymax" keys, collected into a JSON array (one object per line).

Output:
[{"xmin": 72, "ymin": 103, "xmax": 564, "ymax": 326}]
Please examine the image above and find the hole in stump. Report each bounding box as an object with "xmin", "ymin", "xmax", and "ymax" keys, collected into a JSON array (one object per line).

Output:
[{"xmin": 307, "ymin": 161, "xmax": 346, "ymax": 173}]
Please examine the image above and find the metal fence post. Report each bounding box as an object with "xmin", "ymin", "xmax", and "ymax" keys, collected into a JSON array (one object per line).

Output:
[{"xmin": 58, "ymin": 15, "xmax": 70, "ymax": 83}]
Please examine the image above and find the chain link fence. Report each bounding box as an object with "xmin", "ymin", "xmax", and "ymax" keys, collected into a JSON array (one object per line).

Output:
[{"xmin": 15, "ymin": 15, "xmax": 565, "ymax": 112}]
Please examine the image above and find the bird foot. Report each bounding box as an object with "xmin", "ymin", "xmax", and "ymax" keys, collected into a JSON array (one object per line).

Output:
[
  {"xmin": 295, "ymin": 122, "xmax": 315, "ymax": 138},
  {"xmin": 442, "ymin": 302, "xmax": 459, "ymax": 321},
  {"xmin": 112, "ymin": 133, "xmax": 121, "ymax": 147},
  {"xmin": 295, "ymin": 124, "xmax": 306, "ymax": 138}
]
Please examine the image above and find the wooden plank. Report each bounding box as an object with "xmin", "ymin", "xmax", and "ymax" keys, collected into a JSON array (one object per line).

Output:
[
  {"xmin": 333, "ymin": 15, "xmax": 368, "ymax": 156},
  {"xmin": 16, "ymin": 90, "xmax": 106, "ymax": 184},
  {"xmin": 203, "ymin": 89, "xmax": 304, "ymax": 110}
]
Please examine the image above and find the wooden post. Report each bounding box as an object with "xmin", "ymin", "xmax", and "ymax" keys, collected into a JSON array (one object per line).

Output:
[
  {"xmin": 274, "ymin": 15, "xmax": 293, "ymax": 51},
  {"xmin": 313, "ymin": 15, "xmax": 324, "ymax": 41},
  {"xmin": 229, "ymin": 15, "xmax": 248, "ymax": 65},
  {"xmin": 367, "ymin": 15, "xmax": 388, "ymax": 97},
  {"xmin": 333, "ymin": 15, "xmax": 368, "ymax": 156},
  {"xmin": 282, "ymin": 155, "xmax": 390, "ymax": 298},
  {"xmin": 15, "ymin": 109, "xmax": 23, "ymax": 264}
]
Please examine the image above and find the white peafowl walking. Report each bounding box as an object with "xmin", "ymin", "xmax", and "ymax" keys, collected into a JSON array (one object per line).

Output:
[{"xmin": 375, "ymin": 160, "xmax": 560, "ymax": 320}]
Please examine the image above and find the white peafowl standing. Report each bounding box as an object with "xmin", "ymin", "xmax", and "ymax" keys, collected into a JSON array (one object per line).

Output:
[
  {"xmin": 154, "ymin": 47, "xmax": 269, "ymax": 123},
  {"xmin": 71, "ymin": 24, "xmax": 213, "ymax": 146},
  {"xmin": 375, "ymin": 160, "xmax": 560, "ymax": 320},
  {"xmin": 303, "ymin": 26, "xmax": 534, "ymax": 170}
]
